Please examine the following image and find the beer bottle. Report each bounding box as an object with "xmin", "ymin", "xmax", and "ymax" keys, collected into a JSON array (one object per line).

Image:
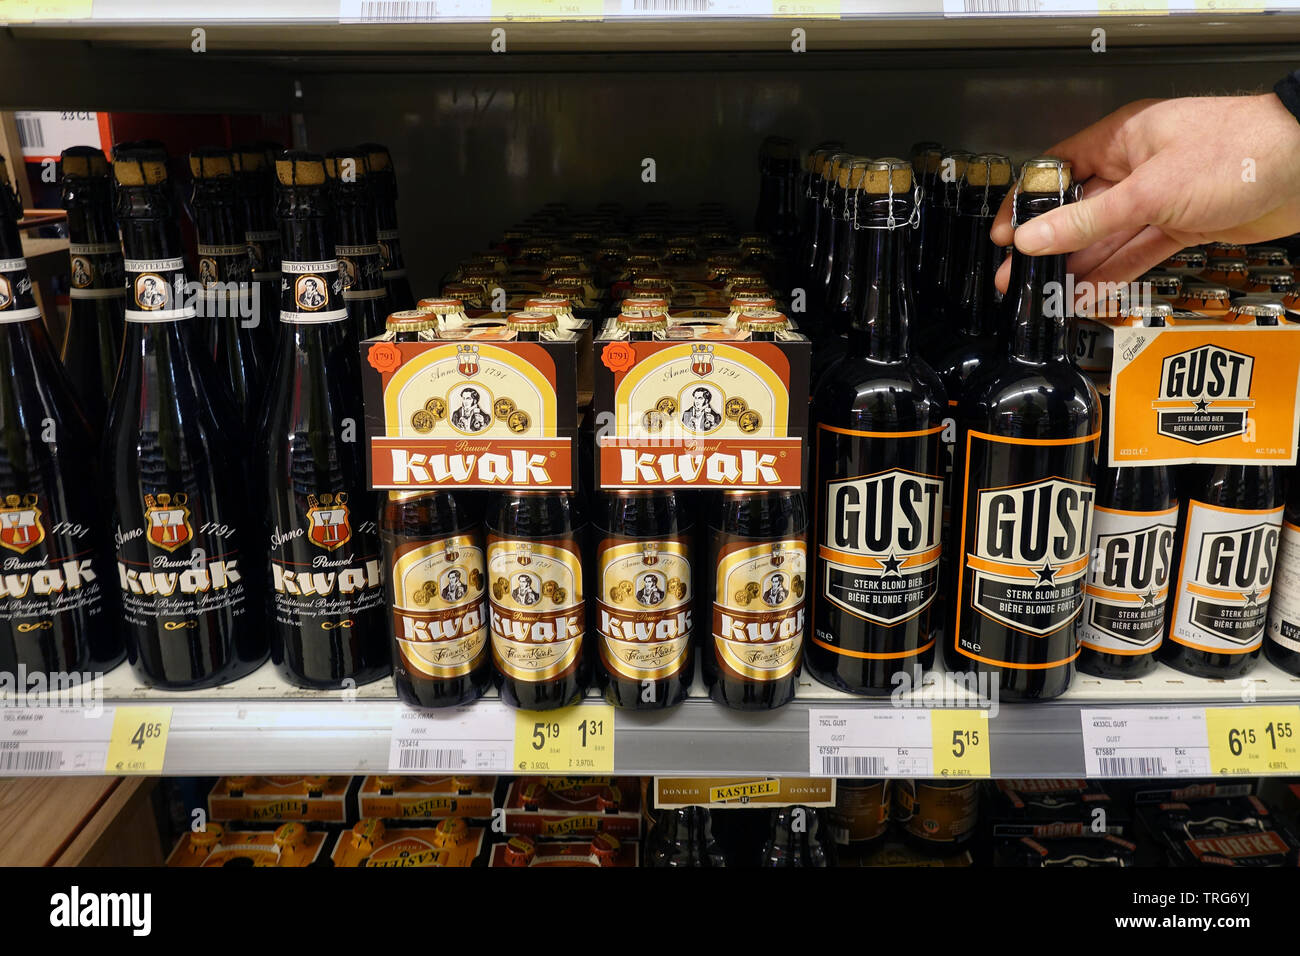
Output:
[
  {"xmin": 0, "ymin": 154, "xmax": 121, "ymax": 679},
  {"xmin": 705, "ymin": 489, "xmax": 808, "ymax": 710},
  {"xmin": 755, "ymin": 136, "xmax": 799, "ymax": 254},
  {"xmin": 907, "ymin": 141, "xmax": 942, "ymax": 313},
  {"xmin": 759, "ymin": 806, "xmax": 831, "ymax": 867},
  {"xmin": 917, "ymin": 148, "xmax": 969, "ymax": 334},
  {"xmin": 949, "ymin": 158, "xmax": 1100, "ymax": 700},
  {"xmin": 824, "ymin": 157, "xmax": 870, "ymax": 335},
  {"xmin": 808, "ymin": 158, "xmax": 946, "ymax": 695},
  {"xmin": 893, "ymin": 779, "xmax": 978, "ymax": 856},
  {"xmin": 827, "ymin": 780, "xmax": 891, "ymax": 860},
  {"xmin": 258, "ymin": 150, "xmax": 388, "ymax": 689},
  {"xmin": 798, "ymin": 147, "xmax": 840, "ymax": 290},
  {"xmin": 188, "ymin": 148, "xmax": 263, "ymax": 430},
  {"xmin": 1162, "ymin": 463, "xmax": 1284, "ymax": 679},
  {"xmin": 106, "ymin": 144, "xmax": 266, "ymax": 688},
  {"xmin": 592, "ymin": 490, "xmax": 693, "ymax": 710},
  {"xmin": 1078, "ymin": 310, "xmax": 1177, "ymax": 679},
  {"xmin": 358, "ymin": 143, "xmax": 416, "ymax": 313},
  {"xmin": 1265, "ymin": 472, "xmax": 1300, "ymax": 677},
  {"xmin": 58, "ymin": 146, "xmax": 124, "ymax": 430},
  {"xmin": 646, "ymin": 807, "xmax": 727, "ymax": 867},
  {"xmin": 810, "ymin": 153, "xmax": 850, "ymax": 327},
  {"xmin": 486, "ymin": 489, "xmax": 588, "ymax": 710},
  {"xmin": 232, "ymin": 144, "xmax": 281, "ymax": 357},
  {"xmin": 938, "ymin": 149, "xmax": 975, "ymax": 317},
  {"xmin": 324, "ymin": 148, "xmax": 389, "ymax": 341}
]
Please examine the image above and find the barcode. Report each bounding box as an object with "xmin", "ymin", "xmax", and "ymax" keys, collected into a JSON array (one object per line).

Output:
[
  {"xmin": 354, "ymin": 1, "xmax": 447, "ymax": 19},
  {"xmin": 959, "ymin": 0, "xmax": 1041, "ymax": 11},
  {"xmin": 397, "ymin": 747, "xmax": 464, "ymax": 770},
  {"xmin": 15, "ymin": 117, "xmax": 43, "ymax": 150},
  {"xmin": 0, "ymin": 749, "xmax": 63, "ymax": 772},
  {"xmin": 1097, "ymin": 756, "xmax": 1165, "ymax": 776},
  {"xmin": 820, "ymin": 756, "xmax": 886, "ymax": 775},
  {"xmin": 631, "ymin": 0, "xmax": 711, "ymax": 10}
]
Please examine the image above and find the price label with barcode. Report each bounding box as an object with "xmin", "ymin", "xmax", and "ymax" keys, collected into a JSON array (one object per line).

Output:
[
  {"xmin": 387, "ymin": 702, "xmax": 514, "ymax": 773},
  {"xmin": 0, "ymin": 706, "xmax": 112, "ymax": 774},
  {"xmin": 1079, "ymin": 707, "xmax": 1212, "ymax": 777},
  {"xmin": 808, "ymin": 709, "xmax": 945, "ymax": 777}
]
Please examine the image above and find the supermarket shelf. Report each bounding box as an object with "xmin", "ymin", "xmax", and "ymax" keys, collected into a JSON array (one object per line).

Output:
[{"xmin": 3, "ymin": 656, "xmax": 1297, "ymax": 776}]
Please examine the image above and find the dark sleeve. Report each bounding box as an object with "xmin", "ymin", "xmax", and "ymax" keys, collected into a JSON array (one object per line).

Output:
[{"xmin": 1274, "ymin": 70, "xmax": 1300, "ymax": 123}]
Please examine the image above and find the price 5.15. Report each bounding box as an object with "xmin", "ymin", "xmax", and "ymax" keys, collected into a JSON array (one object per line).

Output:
[
  {"xmin": 130, "ymin": 722, "xmax": 164, "ymax": 751},
  {"xmin": 951, "ymin": 729, "xmax": 979, "ymax": 758}
]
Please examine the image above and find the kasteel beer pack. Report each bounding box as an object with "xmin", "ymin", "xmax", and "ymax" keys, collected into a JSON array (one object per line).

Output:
[
  {"xmin": 357, "ymin": 775, "xmax": 497, "ymax": 820},
  {"xmin": 503, "ymin": 776, "xmax": 643, "ymax": 839},
  {"xmin": 167, "ymin": 823, "xmax": 329, "ymax": 867},
  {"xmin": 207, "ymin": 775, "xmax": 358, "ymax": 824},
  {"xmin": 489, "ymin": 833, "xmax": 639, "ymax": 867},
  {"xmin": 330, "ymin": 818, "xmax": 490, "ymax": 867},
  {"xmin": 652, "ymin": 776, "xmax": 836, "ymax": 809}
]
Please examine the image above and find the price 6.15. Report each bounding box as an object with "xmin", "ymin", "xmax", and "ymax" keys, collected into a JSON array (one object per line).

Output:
[
  {"xmin": 1228, "ymin": 721, "xmax": 1293, "ymax": 756},
  {"xmin": 130, "ymin": 722, "xmax": 164, "ymax": 750}
]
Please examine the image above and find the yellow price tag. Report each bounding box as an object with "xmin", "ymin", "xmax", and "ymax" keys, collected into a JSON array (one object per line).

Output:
[
  {"xmin": 105, "ymin": 706, "xmax": 172, "ymax": 774},
  {"xmin": 491, "ymin": 0, "xmax": 601, "ymax": 19},
  {"xmin": 513, "ymin": 704, "xmax": 614, "ymax": 773},
  {"xmin": 1205, "ymin": 705, "xmax": 1300, "ymax": 775},
  {"xmin": 772, "ymin": 0, "xmax": 840, "ymax": 18},
  {"xmin": 930, "ymin": 710, "xmax": 991, "ymax": 778},
  {"xmin": 0, "ymin": 0, "xmax": 91, "ymax": 20}
]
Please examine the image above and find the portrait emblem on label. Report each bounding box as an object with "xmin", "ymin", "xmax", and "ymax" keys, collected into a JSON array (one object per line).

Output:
[
  {"xmin": 71, "ymin": 256, "xmax": 93, "ymax": 289},
  {"xmin": 306, "ymin": 492, "xmax": 351, "ymax": 551},
  {"xmin": 134, "ymin": 273, "xmax": 170, "ymax": 311},
  {"xmin": 144, "ymin": 492, "xmax": 193, "ymax": 552},
  {"xmin": 0, "ymin": 494, "xmax": 45, "ymax": 555},
  {"xmin": 295, "ymin": 274, "xmax": 328, "ymax": 311},
  {"xmin": 681, "ymin": 384, "xmax": 724, "ymax": 434},
  {"xmin": 198, "ymin": 256, "xmax": 219, "ymax": 288},
  {"xmin": 450, "ymin": 385, "xmax": 492, "ymax": 434}
]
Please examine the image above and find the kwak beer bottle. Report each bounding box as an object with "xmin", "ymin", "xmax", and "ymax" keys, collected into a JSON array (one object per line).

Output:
[
  {"xmin": 705, "ymin": 490, "xmax": 808, "ymax": 710},
  {"xmin": 232, "ymin": 144, "xmax": 281, "ymax": 357},
  {"xmin": 324, "ymin": 148, "xmax": 389, "ymax": 341},
  {"xmin": 188, "ymin": 148, "xmax": 263, "ymax": 430},
  {"xmin": 1266, "ymin": 470, "xmax": 1300, "ymax": 677},
  {"xmin": 593, "ymin": 490, "xmax": 694, "ymax": 710},
  {"xmin": 58, "ymin": 146, "xmax": 124, "ymax": 430},
  {"xmin": 809, "ymin": 158, "xmax": 946, "ymax": 695},
  {"xmin": 358, "ymin": 143, "xmax": 416, "ymax": 313},
  {"xmin": 106, "ymin": 144, "xmax": 266, "ymax": 688},
  {"xmin": 949, "ymin": 157, "xmax": 1100, "ymax": 701},
  {"xmin": 0, "ymin": 154, "xmax": 121, "ymax": 679},
  {"xmin": 258, "ymin": 151, "xmax": 388, "ymax": 689}
]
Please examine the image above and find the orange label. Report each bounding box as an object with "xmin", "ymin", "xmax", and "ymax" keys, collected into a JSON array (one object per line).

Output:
[
  {"xmin": 1110, "ymin": 325, "xmax": 1300, "ymax": 466},
  {"xmin": 711, "ymin": 537, "xmax": 807, "ymax": 681},
  {"xmin": 371, "ymin": 437, "xmax": 573, "ymax": 489},
  {"xmin": 599, "ymin": 437, "xmax": 802, "ymax": 489},
  {"xmin": 487, "ymin": 536, "xmax": 585, "ymax": 682}
]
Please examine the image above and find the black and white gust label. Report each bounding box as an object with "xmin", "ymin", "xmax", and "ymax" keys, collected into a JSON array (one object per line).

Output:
[{"xmin": 1079, "ymin": 708, "xmax": 1211, "ymax": 778}]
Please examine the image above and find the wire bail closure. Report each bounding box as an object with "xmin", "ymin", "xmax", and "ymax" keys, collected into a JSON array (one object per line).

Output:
[{"xmin": 853, "ymin": 178, "xmax": 922, "ymax": 231}]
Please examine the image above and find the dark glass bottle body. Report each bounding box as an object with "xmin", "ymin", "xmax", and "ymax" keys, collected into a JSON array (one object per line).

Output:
[
  {"xmin": 705, "ymin": 490, "xmax": 808, "ymax": 711},
  {"xmin": 948, "ymin": 185, "xmax": 1101, "ymax": 701},
  {"xmin": 1265, "ymin": 472, "xmax": 1300, "ymax": 676},
  {"xmin": 360, "ymin": 144, "xmax": 416, "ymax": 314},
  {"xmin": 592, "ymin": 489, "xmax": 693, "ymax": 710},
  {"xmin": 809, "ymin": 186, "xmax": 946, "ymax": 695},
  {"xmin": 759, "ymin": 806, "xmax": 832, "ymax": 867},
  {"xmin": 646, "ymin": 807, "xmax": 727, "ymax": 867},
  {"xmin": 326, "ymin": 154, "xmax": 390, "ymax": 341},
  {"xmin": 233, "ymin": 146, "xmax": 281, "ymax": 358},
  {"xmin": 486, "ymin": 490, "xmax": 590, "ymax": 710}
]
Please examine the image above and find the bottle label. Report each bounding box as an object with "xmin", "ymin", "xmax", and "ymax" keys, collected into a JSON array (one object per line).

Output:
[
  {"xmin": 114, "ymin": 491, "xmax": 248, "ymax": 627},
  {"xmin": 815, "ymin": 424, "xmax": 944, "ymax": 630},
  {"xmin": 196, "ymin": 243, "xmax": 252, "ymax": 288},
  {"xmin": 124, "ymin": 257, "xmax": 194, "ymax": 322},
  {"xmin": 486, "ymin": 534, "xmax": 584, "ymax": 682},
  {"xmin": 68, "ymin": 242, "xmax": 126, "ymax": 301},
  {"xmin": 1079, "ymin": 505, "xmax": 1178, "ymax": 653},
  {"xmin": 335, "ymin": 243, "xmax": 386, "ymax": 301},
  {"xmin": 0, "ymin": 257, "xmax": 41, "ymax": 323},
  {"xmin": 280, "ymin": 259, "xmax": 349, "ymax": 324},
  {"xmin": 377, "ymin": 229, "xmax": 408, "ymax": 281},
  {"xmin": 893, "ymin": 781, "xmax": 978, "ymax": 845},
  {"xmin": 390, "ymin": 533, "xmax": 489, "ymax": 678},
  {"xmin": 269, "ymin": 491, "xmax": 384, "ymax": 632},
  {"xmin": 954, "ymin": 430, "xmax": 1097, "ymax": 668},
  {"xmin": 1168, "ymin": 500, "xmax": 1283, "ymax": 654},
  {"xmin": 830, "ymin": 781, "xmax": 891, "ymax": 846},
  {"xmin": 1074, "ymin": 318, "xmax": 1114, "ymax": 376},
  {"xmin": 596, "ymin": 535, "xmax": 692, "ymax": 681},
  {"xmin": 245, "ymin": 229, "xmax": 282, "ymax": 281},
  {"xmin": 712, "ymin": 537, "xmax": 806, "ymax": 681},
  {"xmin": 0, "ymin": 493, "xmax": 106, "ymax": 628},
  {"xmin": 1267, "ymin": 520, "xmax": 1300, "ymax": 654}
]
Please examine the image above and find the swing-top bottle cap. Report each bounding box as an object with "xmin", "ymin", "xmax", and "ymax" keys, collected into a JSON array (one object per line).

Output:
[
  {"xmin": 113, "ymin": 144, "xmax": 169, "ymax": 186},
  {"xmin": 188, "ymin": 148, "xmax": 234, "ymax": 180},
  {"xmin": 386, "ymin": 309, "xmax": 437, "ymax": 333},
  {"xmin": 839, "ymin": 157, "xmax": 872, "ymax": 190},
  {"xmin": 822, "ymin": 153, "xmax": 852, "ymax": 183},
  {"xmin": 324, "ymin": 148, "xmax": 370, "ymax": 180},
  {"xmin": 59, "ymin": 146, "xmax": 110, "ymax": 179},
  {"xmin": 1019, "ymin": 157, "xmax": 1073, "ymax": 193},
  {"xmin": 508, "ymin": 310, "xmax": 559, "ymax": 334},
  {"xmin": 232, "ymin": 146, "xmax": 267, "ymax": 173},
  {"xmin": 860, "ymin": 158, "xmax": 913, "ymax": 195},
  {"xmin": 359, "ymin": 142, "xmax": 393, "ymax": 172},
  {"xmin": 910, "ymin": 142, "xmax": 943, "ymax": 175},
  {"xmin": 276, "ymin": 151, "xmax": 327, "ymax": 187},
  {"xmin": 964, "ymin": 153, "xmax": 1012, "ymax": 187}
]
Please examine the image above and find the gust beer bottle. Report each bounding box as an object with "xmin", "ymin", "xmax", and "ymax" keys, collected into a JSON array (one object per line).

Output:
[
  {"xmin": 593, "ymin": 490, "xmax": 693, "ymax": 710},
  {"xmin": 949, "ymin": 158, "xmax": 1100, "ymax": 700},
  {"xmin": 1265, "ymin": 474, "xmax": 1300, "ymax": 676},
  {"xmin": 798, "ymin": 148, "xmax": 840, "ymax": 290},
  {"xmin": 232, "ymin": 144, "xmax": 281, "ymax": 357},
  {"xmin": 359, "ymin": 143, "xmax": 415, "ymax": 313},
  {"xmin": 486, "ymin": 490, "xmax": 589, "ymax": 710},
  {"xmin": 324, "ymin": 148, "xmax": 389, "ymax": 341},
  {"xmin": 824, "ymin": 157, "xmax": 869, "ymax": 336},
  {"xmin": 188, "ymin": 148, "xmax": 263, "ymax": 429},
  {"xmin": 809, "ymin": 158, "xmax": 946, "ymax": 695},
  {"xmin": 106, "ymin": 144, "xmax": 265, "ymax": 688},
  {"xmin": 258, "ymin": 151, "xmax": 388, "ymax": 689},
  {"xmin": 58, "ymin": 146, "xmax": 124, "ymax": 431},
  {"xmin": 1161, "ymin": 464, "xmax": 1284, "ymax": 678},
  {"xmin": 705, "ymin": 490, "xmax": 808, "ymax": 710},
  {"xmin": 0, "ymin": 154, "xmax": 121, "ymax": 679},
  {"xmin": 907, "ymin": 141, "xmax": 942, "ymax": 312},
  {"xmin": 916, "ymin": 148, "xmax": 969, "ymax": 333}
]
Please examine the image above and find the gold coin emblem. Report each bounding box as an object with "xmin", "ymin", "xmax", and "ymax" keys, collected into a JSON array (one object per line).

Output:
[
  {"xmin": 552, "ymin": 587, "xmax": 567, "ymax": 603},
  {"xmin": 724, "ymin": 397, "xmax": 748, "ymax": 421},
  {"xmin": 412, "ymin": 588, "xmax": 429, "ymax": 606},
  {"xmin": 737, "ymin": 410, "xmax": 762, "ymax": 434},
  {"xmin": 411, "ymin": 410, "xmax": 435, "ymax": 433},
  {"xmin": 494, "ymin": 397, "xmax": 517, "ymax": 421},
  {"xmin": 507, "ymin": 410, "xmax": 531, "ymax": 433},
  {"xmin": 642, "ymin": 410, "xmax": 666, "ymax": 432},
  {"xmin": 425, "ymin": 397, "xmax": 447, "ymax": 420},
  {"xmin": 655, "ymin": 396, "xmax": 678, "ymax": 415},
  {"xmin": 542, "ymin": 580, "xmax": 557, "ymax": 598},
  {"xmin": 733, "ymin": 589, "xmax": 750, "ymax": 606},
  {"xmin": 793, "ymin": 574, "xmax": 805, "ymax": 598},
  {"xmin": 469, "ymin": 568, "xmax": 483, "ymax": 589}
]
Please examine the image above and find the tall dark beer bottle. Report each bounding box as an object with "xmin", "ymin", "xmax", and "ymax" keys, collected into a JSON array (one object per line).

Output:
[
  {"xmin": 188, "ymin": 148, "xmax": 263, "ymax": 429},
  {"xmin": 0, "ymin": 155, "xmax": 121, "ymax": 679},
  {"xmin": 949, "ymin": 158, "xmax": 1100, "ymax": 700},
  {"xmin": 106, "ymin": 144, "xmax": 266, "ymax": 688},
  {"xmin": 809, "ymin": 158, "xmax": 946, "ymax": 695},
  {"xmin": 486, "ymin": 490, "xmax": 589, "ymax": 710},
  {"xmin": 1078, "ymin": 311, "xmax": 1177, "ymax": 679},
  {"xmin": 646, "ymin": 807, "xmax": 727, "ymax": 867},
  {"xmin": 58, "ymin": 146, "xmax": 124, "ymax": 430},
  {"xmin": 759, "ymin": 807, "xmax": 831, "ymax": 867},
  {"xmin": 1161, "ymin": 464, "xmax": 1283, "ymax": 679},
  {"xmin": 1265, "ymin": 472, "xmax": 1300, "ymax": 676},
  {"xmin": 705, "ymin": 490, "xmax": 808, "ymax": 710},
  {"xmin": 907, "ymin": 141, "xmax": 942, "ymax": 316},
  {"xmin": 258, "ymin": 151, "xmax": 388, "ymax": 689},
  {"xmin": 232, "ymin": 144, "xmax": 281, "ymax": 357},
  {"xmin": 799, "ymin": 149, "xmax": 839, "ymax": 290},
  {"xmin": 824, "ymin": 157, "xmax": 869, "ymax": 335},
  {"xmin": 359, "ymin": 143, "xmax": 415, "ymax": 313},
  {"xmin": 593, "ymin": 490, "xmax": 693, "ymax": 710},
  {"xmin": 324, "ymin": 149, "xmax": 389, "ymax": 341},
  {"xmin": 918, "ymin": 147, "xmax": 970, "ymax": 336}
]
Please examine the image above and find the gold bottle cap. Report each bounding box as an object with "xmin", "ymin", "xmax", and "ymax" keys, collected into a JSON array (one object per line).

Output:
[
  {"xmin": 190, "ymin": 824, "xmax": 224, "ymax": 850},
  {"xmin": 113, "ymin": 148, "xmax": 169, "ymax": 186},
  {"xmin": 351, "ymin": 819, "xmax": 386, "ymax": 849},
  {"xmin": 617, "ymin": 311, "xmax": 668, "ymax": 333},
  {"xmin": 964, "ymin": 153, "xmax": 1013, "ymax": 187},
  {"xmin": 503, "ymin": 835, "xmax": 536, "ymax": 866},
  {"xmin": 591, "ymin": 832, "xmax": 621, "ymax": 862},
  {"xmin": 1019, "ymin": 156, "xmax": 1073, "ymax": 193},
  {"xmin": 620, "ymin": 295, "xmax": 670, "ymax": 315},
  {"xmin": 274, "ymin": 822, "xmax": 308, "ymax": 850},
  {"xmin": 433, "ymin": 818, "xmax": 469, "ymax": 848},
  {"xmin": 373, "ymin": 775, "xmax": 403, "ymax": 789},
  {"xmin": 224, "ymin": 775, "xmax": 254, "ymax": 792},
  {"xmin": 526, "ymin": 295, "xmax": 572, "ymax": 315},
  {"xmin": 443, "ymin": 282, "xmax": 485, "ymax": 300},
  {"xmin": 737, "ymin": 308, "xmax": 790, "ymax": 333},
  {"xmin": 386, "ymin": 309, "xmax": 438, "ymax": 332},
  {"xmin": 275, "ymin": 152, "xmax": 326, "ymax": 187},
  {"xmin": 324, "ymin": 150, "xmax": 369, "ymax": 180},
  {"xmin": 188, "ymin": 149, "xmax": 234, "ymax": 180},
  {"xmin": 59, "ymin": 146, "xmax": 110, "ymax": 179},
  {"xmin": 417, "ymin": 297, "xmax": 465, "ymax": 315},
  {"xmin": 300, "ymin": 775, "xmax": 331, "ymax": 793},
  {"xmin": 1228, "ymin": 302, "xmax": 1285, "ymax": 323},
  {"xmin": 730, "ymin": 295, "xmax": 777, "ymax": 311},
  {"xmin": 508, "ymin": 310, "xmax": 559, "ymax": 334}
]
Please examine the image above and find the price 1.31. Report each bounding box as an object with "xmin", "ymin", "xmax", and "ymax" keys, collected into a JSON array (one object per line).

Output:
[{"xmin": 513, "ymin": 705, "xmax": 614, "ymax": 773}]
